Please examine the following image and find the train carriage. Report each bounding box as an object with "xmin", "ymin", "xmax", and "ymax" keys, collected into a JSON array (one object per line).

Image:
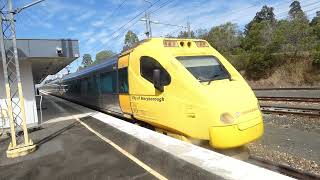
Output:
[{"xmin": 42, "ymin": 38, "xmax": 264, "ymax": 149}]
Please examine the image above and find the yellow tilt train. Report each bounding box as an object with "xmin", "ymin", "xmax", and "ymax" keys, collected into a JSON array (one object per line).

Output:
[{"xmin": 42, "ymin": 38, "xmax": 264, "ymax": 149}]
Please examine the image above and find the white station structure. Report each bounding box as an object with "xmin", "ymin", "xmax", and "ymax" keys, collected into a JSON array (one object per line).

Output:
[{"xmin": 0, "ymin": 39, "xmax": 79, "ymax": 128}]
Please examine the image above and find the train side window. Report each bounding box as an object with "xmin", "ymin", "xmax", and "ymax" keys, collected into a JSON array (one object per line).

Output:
[
  {"xmin": 100, "ymin": 71, "xmax": 117, "ymax": 93},
  {"xmin": 81, "ymin": 78, "xmax": 88, "ymax": 96},
  {"xmin": 118, "ymin": 67, "xmax": 129, "ymax": 93},
  {"xmin": 95, "ymin": 74, "xmax": 101, "ymax": 94},
  {"xmin": 140, "ymin": 56, "xmax": 171, "ymax": 86},
  {"xmin": 88, "ymin": 75, "xmax": 98, "ymax": 95},
  {"xmin": 75, "ymin": 80, "xmax": 81, "ymax": 94}
]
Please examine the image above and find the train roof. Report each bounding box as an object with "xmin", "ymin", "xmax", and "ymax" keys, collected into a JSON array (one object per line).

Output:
[
  {"xmin": 62, "ymin": 55, "xmax": 118, "ymax": 82},
  {"xmin": 46, "ymin": 38, "xmax": 209, "ymax": 84},
  {"xmin": 54, "ymin": 39, "xmax": 154, "ymax": 83}
]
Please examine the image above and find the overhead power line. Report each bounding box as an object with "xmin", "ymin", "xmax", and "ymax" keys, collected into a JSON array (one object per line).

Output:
[
  {"xmin": 277, "ymin": 5, "xmax": 320, "ymax": 19},
  {"xmin": 150, "ymin": 0, "xmax": 176, "ymax": 14},
  {"xmin": 108, "ymin": 0, "xmax": 128, "ymax": 18},
  {"xmin": 90, "ymin": 0, "xmax": 162, "ymax": 53},
  {"xmin": 276, "ymin": 0, "xmax": 320, "ymax": 17}
]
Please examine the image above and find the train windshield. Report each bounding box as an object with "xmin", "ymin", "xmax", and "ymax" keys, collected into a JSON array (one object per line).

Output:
[{"xmin": 176, "ymin": 56, "xmax": 230, "ymax": 83}]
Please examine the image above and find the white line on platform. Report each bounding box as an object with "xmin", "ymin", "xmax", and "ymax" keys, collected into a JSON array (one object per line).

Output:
[
  {"xmin": 74, "ymin": 117, "xmax": 168, "ymax": 180},
  {"xmin": 45, "ymin": 93, "xmax": 167, "ymax": 180}
]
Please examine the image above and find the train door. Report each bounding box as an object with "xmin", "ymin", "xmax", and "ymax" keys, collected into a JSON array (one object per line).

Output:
[
  {"xmin": 129, "ymin": 55, "xmax": 171, "ymax": 125},
  {"xmin": 118, "ymin": 54, "xmax": 132, "ymax": 117}
]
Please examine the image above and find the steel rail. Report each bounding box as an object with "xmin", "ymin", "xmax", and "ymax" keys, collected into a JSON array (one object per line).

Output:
[
  {"xmin": 260, "ymin": 105, "xmax": 320, "ymax": 116},
  {"xmin": 248, "ymin": 156, "xmax": 320, "ymax": 180},
  {"xmin": 253, "ymin": 87, "xmax": 320, "ymax": 91},
  {"xmin": 258, "ymin": 97, "xmax": 320, "ymax": 102}
]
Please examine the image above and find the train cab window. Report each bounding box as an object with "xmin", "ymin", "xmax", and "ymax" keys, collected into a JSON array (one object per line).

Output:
[
  {"xmin": 100, "ymin": 71, "xmax": 117, "ymax": 93},
  {"xmin": 140, "ymin": 56, "xmax": 171, "ymax": 86},
  {"xmin": 118, "ymin": 68, "xmax": 129, "ymax": 93},
  {"xmin": 176, "ymin": 56, "xmax": 230, "ymax": 83}
]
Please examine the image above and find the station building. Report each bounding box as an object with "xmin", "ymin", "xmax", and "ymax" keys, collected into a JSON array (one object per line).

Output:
[{"xmin": 0, "ymin": 39, "xmax": 79, "ymax": 128}]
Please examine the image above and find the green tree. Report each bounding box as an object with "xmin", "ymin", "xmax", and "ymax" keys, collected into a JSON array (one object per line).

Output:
[
  {"xmin": 310, "ymin": 11, "xmax": 320, "ymax": 26},
  {"xmin": 242, "ymin": 21, "xmax": 276, "ymax": 53},
  {"xmin": 274, "ymin": 20, "xmax": 315, "ymax": 53},
  {"xmin": 94, "ymin": 50, "xmax": 116, "ymax": 64},
  {"xmin": 81, "ymin": 54, "xmax": 93, "ymax": 68},
  {"xmin": 177, "ymin": 30, "xmax": 195, "ymax": 38},
  {"xmin": 310, "ymin": 11, "xmax": 320, "ymax": 67},
  {"xmin": 245, "ymin": 5, "xmax": 276, "ymax": 35},
  {"xmin": 246, "ymin": 52, "xmax": 274, "ymax": 80},
  {"xmin": 241, "ymin": 5, "xmax": 278, "ymax": 79},
  {"xmin": 124, "ymin": 30, "xmax": 139, "ymax": 50},
  {"xmin": 310, "ymin": 11, "xmax": 320, "ymax": 40},
  {"xmin": 196, "ymin": 28, "xmax": 208, "ymax": 39},
  {"xmin": 205, "ymin": 22, "xmax": 240, "ymax": 54},
  {"xmin": 242, "ymin": 22, "xmax": 277, "ymax": 79},
  {"xmin": 288, "ymin": 1, "xmax": 307, "ymax": 21}
]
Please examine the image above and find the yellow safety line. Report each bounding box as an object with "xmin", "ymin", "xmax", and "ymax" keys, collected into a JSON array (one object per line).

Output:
[{"xmin": 74, "ymin": 117, "xmax": 168, "ymax": 180}]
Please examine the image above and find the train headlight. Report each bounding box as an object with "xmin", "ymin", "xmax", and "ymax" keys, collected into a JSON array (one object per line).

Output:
[{"xmin": 220, "ymin": 113, "xmax": 235, "ymax": 124}]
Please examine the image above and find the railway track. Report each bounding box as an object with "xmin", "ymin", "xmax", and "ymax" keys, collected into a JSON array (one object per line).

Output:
[
  {"xmin": 254, "ymin": 87, "xmax": 320, "ymax": 91},
  {"xmin": 248, "ymin": 156, "xmax": 320, "ymax": 180},
  {"xmin": 260, "ymin": 105, "xmax": 320, "ymax": 117},
  {"xmin": 258, "ymin": 96, "xmax": 320, "ymax": 103}
]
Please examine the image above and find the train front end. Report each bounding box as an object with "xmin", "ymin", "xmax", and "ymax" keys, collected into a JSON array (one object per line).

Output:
[
  {"xmin": 205, "ymin": 79, "xmax": 264, "ymax": 149},
  {"xmin": 161, "ymin": 39, "xmax": 264, "ymax": 149}
]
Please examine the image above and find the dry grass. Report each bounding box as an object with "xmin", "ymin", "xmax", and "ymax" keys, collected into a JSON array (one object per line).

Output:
[{"xmin": 246, "ymin": 57, "xmax": 320, "ymax": 88}]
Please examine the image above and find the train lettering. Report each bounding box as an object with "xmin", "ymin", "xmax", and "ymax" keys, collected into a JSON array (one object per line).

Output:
[{"xmin": 132, "ymin": 96, "xmax": 164, "ymax": 102}]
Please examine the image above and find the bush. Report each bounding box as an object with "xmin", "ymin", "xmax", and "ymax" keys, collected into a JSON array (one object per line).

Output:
[
  {"xmin": 312, "ymin": 51, "xmax": 320, "ymax": 68},
  {"xmin": 245, "ymin": 52, "xmax": 275, "ymax": 80}
]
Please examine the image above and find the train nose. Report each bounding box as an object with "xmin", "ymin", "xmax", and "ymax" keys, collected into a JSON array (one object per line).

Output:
[
  {"xmin": 203, "ymin": 77, "xmax": 264, "ymax": 148},
  {"xmin": 209, "ymin": 118, "xmax": 264, "ymax": 149}
]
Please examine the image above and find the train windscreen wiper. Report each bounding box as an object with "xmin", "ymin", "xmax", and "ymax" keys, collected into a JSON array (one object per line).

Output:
[
  {"xmin": 207, "ymin": 74, "xmax": 220, "ymax": 85},
  {"xmin": 198, "ymin": 77, "xmax": 209, "ymax": 82}
]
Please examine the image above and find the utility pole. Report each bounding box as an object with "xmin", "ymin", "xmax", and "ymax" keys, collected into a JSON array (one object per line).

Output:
[
  {"xmin": 141, "ymin": 0, "xmax": 153, "ymax": 38},
  {"xmin": 187, "ymin": 20, "xmax": 191, "ymax": 38},
  {"xmin": 143, "ymin": 12, "xmax": 152, "ymax": 38},
  {"xmin": 0, "ymin": 0, "xmax": 45, "ymax": 158}
]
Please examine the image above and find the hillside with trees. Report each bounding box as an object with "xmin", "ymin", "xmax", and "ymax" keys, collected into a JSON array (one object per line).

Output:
[{"xmin": 177, "ymin": 1, "xmax": 320, "ymax": 87}]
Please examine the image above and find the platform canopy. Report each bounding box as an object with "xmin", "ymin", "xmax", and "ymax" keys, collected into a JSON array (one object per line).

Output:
[{"xmin": 1, "ymin": 39, "xmax": 79, "ymax": 83}]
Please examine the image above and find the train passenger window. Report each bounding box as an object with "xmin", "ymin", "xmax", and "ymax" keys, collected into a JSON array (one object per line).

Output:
[
  {"xmin": 100, "ymin": 71, "xmax": 117, "ymax": 93},
  {"xmin": 81, "ymin": 78, "xmax": 88, "ymax": 96},
  {"xmin": 140, "ymin": 56, "xmax": 171, "ymax": 86},
  {"xmin": 88, "ymin": 75, "xmax": 98, "ymax": 95},
  {"xmin": 118, "ymin": 68, "xmax": 129, "ymax": 93},
  {"xmin": 95, "ymin": 74, "xmax": 101, "ymax": 94},
  {"xmin": 66, "ymin": 81, "xmax": 75, "ymax": 94},
  {"xmin": 74, "ymin": 80, "xmax": 81, "ymax": 94}
]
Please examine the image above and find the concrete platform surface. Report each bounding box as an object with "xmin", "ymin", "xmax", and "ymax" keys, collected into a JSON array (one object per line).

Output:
[
  {"xmin": 0, "ymin": 94, "xmax": 292, "ymax": 180},
  {"xmin": 0, "ymin": 98, "xmax": 155, "ymax": 180}
]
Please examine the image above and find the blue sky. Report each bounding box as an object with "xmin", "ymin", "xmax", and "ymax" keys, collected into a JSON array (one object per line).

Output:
[{"xmin": 14, "ymin": 0, "xmax": 320, "ymax": 75}]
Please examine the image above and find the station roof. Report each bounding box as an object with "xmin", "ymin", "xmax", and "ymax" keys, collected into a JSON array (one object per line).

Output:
[{"xmin": 1, "ymin": 39, "xmax": 79, "ymax": 83}]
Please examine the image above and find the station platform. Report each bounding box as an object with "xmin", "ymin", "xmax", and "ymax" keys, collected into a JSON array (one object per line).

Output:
[{"xmin": 0, "ymin": 94, "xmax": 292, "ymax": 180}]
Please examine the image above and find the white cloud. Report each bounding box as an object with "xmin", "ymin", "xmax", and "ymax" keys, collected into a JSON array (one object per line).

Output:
[
  {"xmin": 67, "ymin": 26, "xmax": 77, "ymax": 31},
  {"xmin": 42, "ymin": 22, "xmax": 53, "ymax": 29},
  {"xmin": 76, "ymin": 11, "xmax": 96, "ymax": 22},
  {"xmin": 92, "ymin": 20, "xmax": 105, "ymax": 27},
  {"xmin": 81, "ymin": 30, "xmax": 95, "ymax": 37}
]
